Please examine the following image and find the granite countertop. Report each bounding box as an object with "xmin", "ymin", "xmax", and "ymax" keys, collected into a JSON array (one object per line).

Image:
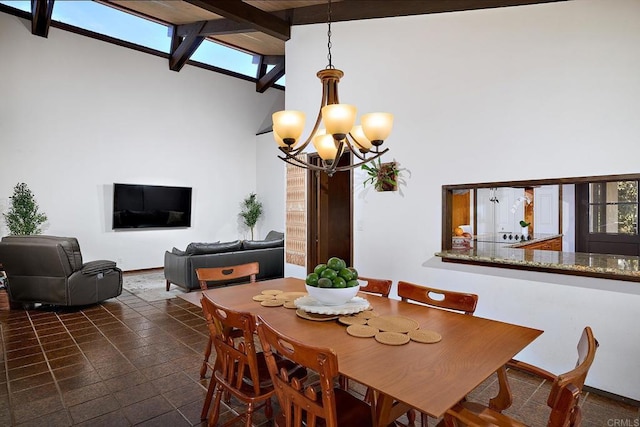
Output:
[{"xmin": 435, "ymin": 245, "xmax": 640, "ymax": 281}]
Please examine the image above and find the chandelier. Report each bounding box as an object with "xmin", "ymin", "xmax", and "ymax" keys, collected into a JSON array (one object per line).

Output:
[{"xmin": 271, "ymin": 0, "xmax": 394, "ymax": 177}]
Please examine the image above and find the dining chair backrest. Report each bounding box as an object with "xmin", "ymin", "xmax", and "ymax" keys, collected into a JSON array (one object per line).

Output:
[
  {"xmin": 397, "ymin": 280, "xmax": 478, "ymax": 315},
  {"xmin": 201, "ymin": 293, "xmax": 263, "ymax": 395},
  {"xmin": 548, "ymin": 326, "xmax": 598, "ymax": 417},
  {"xmin": 196, "ymin": 262, "xmax": 259, "ymax": 291},
  {"xmin": 256, "ymin": 315, "xmax": 373, "ymax": 427},
  {"xmin": 358, "ymin": 276, "xmax": 392, "ymax": 298},
  {"xmin": 195, "ymin": 262, "xmax": 259, "ymax": 379},
  {"xmin": 200, "ymin": 293, "xmax": 275, "ymax": 425}
]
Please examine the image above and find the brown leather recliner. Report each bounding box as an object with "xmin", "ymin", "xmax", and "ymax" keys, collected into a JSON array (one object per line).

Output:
[{"xmin": 0, "ymin": 235, "xmax": 122, "ymax": 306}]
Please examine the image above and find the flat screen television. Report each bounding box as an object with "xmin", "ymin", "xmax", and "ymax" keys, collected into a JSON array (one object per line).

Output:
[{"xmin": 113, "ymin": 183, "xmax": 192, "ymax": 229}]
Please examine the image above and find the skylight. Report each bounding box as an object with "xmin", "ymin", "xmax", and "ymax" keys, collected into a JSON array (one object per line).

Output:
[
  {"xmin": 0, "ymin": 0, "xmax": 284, "ymax": 87},
  {"xmin": 53, "ymin": 1, "xmax": 170, "ymax": 52}
]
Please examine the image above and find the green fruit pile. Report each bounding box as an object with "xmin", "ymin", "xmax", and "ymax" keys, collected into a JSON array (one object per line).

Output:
[{"xmin": 305, "ymin": 257, "xmax": 359, "ymax": 289}]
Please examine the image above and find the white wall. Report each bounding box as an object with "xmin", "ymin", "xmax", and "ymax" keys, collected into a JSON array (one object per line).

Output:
[
  {"xmin": 283, "ymin": 0, "xmax": 640, "ymax": 400},
  {"xmin": 0, "ymin": 13, "xmax": 284, "ymax": 270}
]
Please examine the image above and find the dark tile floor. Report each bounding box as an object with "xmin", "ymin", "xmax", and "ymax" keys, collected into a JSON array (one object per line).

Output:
[{"xmin": 0, "ymin": 280, "xmax": 638, "ymax": 426}]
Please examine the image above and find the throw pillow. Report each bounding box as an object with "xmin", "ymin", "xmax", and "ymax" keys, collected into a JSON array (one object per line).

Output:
[
  {"xmin": 242, "ymin": 238, "xmax": 284, "ymax": 250},
  {"xmin": 265, "ymin": 230, "xmax": 284, "ymax": 241},
  {"xmin": 171, "ymin": 247, "xmax": 186, "ymax": 256}
]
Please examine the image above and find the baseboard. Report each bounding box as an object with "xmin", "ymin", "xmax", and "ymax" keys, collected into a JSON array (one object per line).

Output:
[
  {"xmin": 583, "ymin": 385, "xmax": 640, "ymax": 407},
  {"xmin": 122, "ymin": 267, "xmax": 163, "ymax": 275}
]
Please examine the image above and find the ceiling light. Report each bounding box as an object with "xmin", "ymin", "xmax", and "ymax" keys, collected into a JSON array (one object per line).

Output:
[{"xmin": 271, "ymin": 0, "xmax": 394, "ymax": 176}]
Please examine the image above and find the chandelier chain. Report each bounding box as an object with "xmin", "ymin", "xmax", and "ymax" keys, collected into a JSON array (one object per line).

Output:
[{"xmin": 326, "ymin": 0, "xmax": 334, "ymax": 69}]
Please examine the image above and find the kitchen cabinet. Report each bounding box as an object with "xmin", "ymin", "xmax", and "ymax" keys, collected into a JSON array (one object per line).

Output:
[{"xmin": 517, "ymin": 236, "xmax": 562, "ymax": 251}]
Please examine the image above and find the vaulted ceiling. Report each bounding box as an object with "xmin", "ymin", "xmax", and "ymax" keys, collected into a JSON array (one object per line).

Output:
[{"xmin": 28, "ymin": 0, "xmax": 564, "ymax": 92}]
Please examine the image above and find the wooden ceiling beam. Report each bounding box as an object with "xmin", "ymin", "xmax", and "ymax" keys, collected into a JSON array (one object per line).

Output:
[
  {"xmin": 184, "ymin": 0, "xmax": 290, "ymax": 41},
  {"xmin": 256, "ymin": 55, "xmax": 285, "ymax": 93},
  {"xmin": 176, "ymin": 19, "xmax": 258, "ymax": 38},
  {"xmin": 169, "ymin": 21, "xmax": 206, "ymax": 71},
  {"xmin": 277, "ymin": 0, "xmax": 566, "ymax": 25},
  {"xmin": 31, "ymin": 0, "xmax": 54, "ymax": 38}
]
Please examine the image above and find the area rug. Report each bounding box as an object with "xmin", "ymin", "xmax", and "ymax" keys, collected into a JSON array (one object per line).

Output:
[{"xmin": 122, "ymin": 270, "xmax": 188, "ymax": 302}]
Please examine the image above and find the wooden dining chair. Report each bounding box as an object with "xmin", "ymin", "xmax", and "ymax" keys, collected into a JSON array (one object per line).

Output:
[
  {"xmin": 200, "ymin": 293, "xmax": 306, "ymax": 427},
  {"xmin": 397, "ymin": 280, "xmax": 479, "ymax": 426},
  {"xmin": 397, "ymin": 280, "xmax": 478, "ymax": 315},
  {"xmin": 196, "ymin": 262, "xmax": 259, "ymax": 378},
  {"xmin": 340, "ymin": 276, "xmax": 393, "ymax": 394},
  {"xmin": 256, "ymin": 314, "xmax": 374, "ymax": 427},
  {"xmin": 441, "ymin": 326, "xmax": 598, "ymax": 427},
  {"xmin": 359, "ymin": 276, "xmax": 393, "ymax": 298}
]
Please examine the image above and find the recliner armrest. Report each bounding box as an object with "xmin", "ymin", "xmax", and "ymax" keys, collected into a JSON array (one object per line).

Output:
[{"xmin": 81, "ymin": 260, "xmax": 118, "ymax": 275}]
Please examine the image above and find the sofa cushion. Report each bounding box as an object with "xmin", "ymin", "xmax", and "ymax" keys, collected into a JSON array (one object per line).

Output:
[
  {"xmin": 242, "ymin": 238, "xmax": 284, "ymax": 250},
  {"xmin": 186, "ymin": 240, "xmax": 241, "ymax": 255},
  {"xmin": 265, "ymin": 230, "xmax": 284, "ymax": 241},
  {"xmin": 171, "ymin": 247, "xmax": 186, "ymax": 256}
]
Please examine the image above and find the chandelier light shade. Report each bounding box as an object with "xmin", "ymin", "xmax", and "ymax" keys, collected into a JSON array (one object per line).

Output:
[
  {"xmin": 272, "ymin": 111, "xmax": 306, "ymax": 147},
  {"xmin": 313, "ymin": 132, "xmax": 341, "ymax": 161},
  {"xmin": 321, "ymin": 104, "xmax": 357, "ymax": 140},
  {"xmin": 361, "ymin": 113, "xmax": 394, "ymax": 145},
  {"xmin": 271, "ymin": 0, "xmax": 394, "ymax": 176}
]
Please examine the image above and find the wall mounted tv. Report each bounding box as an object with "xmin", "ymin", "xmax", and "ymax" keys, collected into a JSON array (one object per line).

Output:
[{"xmin": 113, "ymin": 183, "xmax": 192, "ymax": 229}]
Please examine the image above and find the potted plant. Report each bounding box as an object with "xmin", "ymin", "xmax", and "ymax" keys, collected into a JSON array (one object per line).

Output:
[
  {"xmin": 239, "ymin": 192, "xmax": 263, "ymax": 240},
  {"xmin": 361, "ymin": 159, "xmax": 400, "ymax": 192},
  {"xmin": 519, "ymin": 220, "xmax": 531, "ymax": 237},
  {"xmin": 3, "ymin": 182, "xmax": 48, "ymax": 235}
]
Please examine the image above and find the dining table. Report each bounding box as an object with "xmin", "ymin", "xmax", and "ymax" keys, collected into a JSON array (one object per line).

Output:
[{"xmin": 180, "ymin": 277, "xmax": 543, "ymax": 426}]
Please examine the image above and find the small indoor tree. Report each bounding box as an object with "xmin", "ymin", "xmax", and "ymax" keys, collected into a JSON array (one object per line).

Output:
[
  {"xmin": 239, "ymin": 192, "xmax": 263, "ymax": 240},
  {"xmin": 3, "ymin": 182, "xmax": 48, "ymax": 235}
]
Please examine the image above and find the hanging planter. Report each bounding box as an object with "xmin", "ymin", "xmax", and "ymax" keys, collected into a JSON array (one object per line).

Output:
[{"xmin": 362, "ymin": 159, "xmax": 400, "ymax": 192}]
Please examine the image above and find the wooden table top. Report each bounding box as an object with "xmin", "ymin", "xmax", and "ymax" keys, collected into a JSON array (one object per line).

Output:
[{"xmin": 180, "ymin": 277, "xmax": 543, "ymax": 419}]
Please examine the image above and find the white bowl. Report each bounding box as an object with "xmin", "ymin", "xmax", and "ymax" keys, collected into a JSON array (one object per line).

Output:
[{"xmin": 305, "ymin": 284, "xmax": 360, "ymax": 306}]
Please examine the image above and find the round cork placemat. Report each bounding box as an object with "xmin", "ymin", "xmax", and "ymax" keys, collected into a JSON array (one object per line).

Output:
[
  {"xmin": 367, "ymin": 316, "xmax": 420, "ymax": 333},
  {"xmin": 295, "ymin": 309, "xmax": 339, "ymax": 322},
  {"xmin": 262, "ymin": 289, "xmax": 283, "ymax": 296},
  {"xmin": 407, "ymin": 329, "xmax": 442, "ymax": 344},
  {"xmin": 346, "ymin": 324, "xmax": 379, "ymax": 338},
  {"xmin": 338, "ymin": 316, "xmax": 368, "ymax": 326},
  {"xmin": 261, "ymin": 299, "xmax": 284, "ymax": 307},
  {"xmin": 355, "ymin": 310, "xmax": 379, "ymax": 319},
  {"xmin": 283, "ymin": 300, "xmax": 297, "ymax": 309},
  {"xmin": 275, "ymin": 292, "xmax": 308, "ymax": 301},
  {"xmin": 252, "ymin": 294, "xmax": 275, "ymax": 302},
  {"xmin": 375, "ymin": 331, "xmax": 410, "ymax": 346}
]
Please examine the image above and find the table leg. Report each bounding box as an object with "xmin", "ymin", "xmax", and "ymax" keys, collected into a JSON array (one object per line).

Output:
[
  {"xmin": 488, "ymin": 365, "xmax": 513, "ymax": 412},
  {"xmin": 373, "ymin": 391, "xmax": 412, "ymax": 427}
]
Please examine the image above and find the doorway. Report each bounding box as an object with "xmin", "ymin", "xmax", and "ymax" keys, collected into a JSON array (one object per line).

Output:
[{"xmin": 307, "ymin": 152, "xmax": 353, "ymax": 273}]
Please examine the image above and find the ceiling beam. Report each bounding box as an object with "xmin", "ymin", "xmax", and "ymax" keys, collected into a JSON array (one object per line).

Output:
[
  {"xmin": 169, "ymin": 22, "xmax": 206, "ymax": 71},
  {"xmin": 176, "ymin": 19, "xmax": 258, "ymax": 38},
  {"xmin": 184, "ymin": 0, "xmax": 290, "ymax": 41},
  {"xmin": 31, "ymin": 0, "xmax": 54, "ymax": 38},
  {"xmin": 278, "ymin": 0, "xmax": 566, "ymax": 25},
  {"xmin": 256, "ymin": 55, "xmax": 285, "ymax": 93}
]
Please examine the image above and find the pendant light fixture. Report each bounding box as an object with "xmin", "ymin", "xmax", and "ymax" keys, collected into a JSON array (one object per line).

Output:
[{"xmin": 271, "ymin": 0, "xmax": 394, "ymax": 176}]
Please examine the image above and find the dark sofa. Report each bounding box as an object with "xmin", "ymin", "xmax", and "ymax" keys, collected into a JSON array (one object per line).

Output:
[{"xmin": 164, "ymin": 230, "xmax": 284, "ymax": 291}]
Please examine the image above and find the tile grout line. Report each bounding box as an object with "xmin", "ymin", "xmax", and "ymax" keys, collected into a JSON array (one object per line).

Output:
[
  {"xmin": 24, "ymin": 310, "xmax": 73, "ymax": 425},
  {"xmin": 0, "ymin": 322, "xmax": 17, "ymax": 426}
]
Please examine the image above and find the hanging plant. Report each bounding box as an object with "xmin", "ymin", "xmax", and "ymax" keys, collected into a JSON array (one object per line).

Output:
[
  {"xmin": 239, "ymin": 192, "xmax": 263, "ymax": 240},
  {"xmin": 3, "ymin": 182, "xmax": 48, "ymax": 235},
  {"xmin": 362, "ymin": 159, "xmax": 400, "ymax": 192}
]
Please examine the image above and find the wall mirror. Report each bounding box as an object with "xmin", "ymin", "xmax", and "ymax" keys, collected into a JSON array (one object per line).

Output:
[{"xmin": 441, "ymin": 173, "xmax": 640, "ymax": 279}]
